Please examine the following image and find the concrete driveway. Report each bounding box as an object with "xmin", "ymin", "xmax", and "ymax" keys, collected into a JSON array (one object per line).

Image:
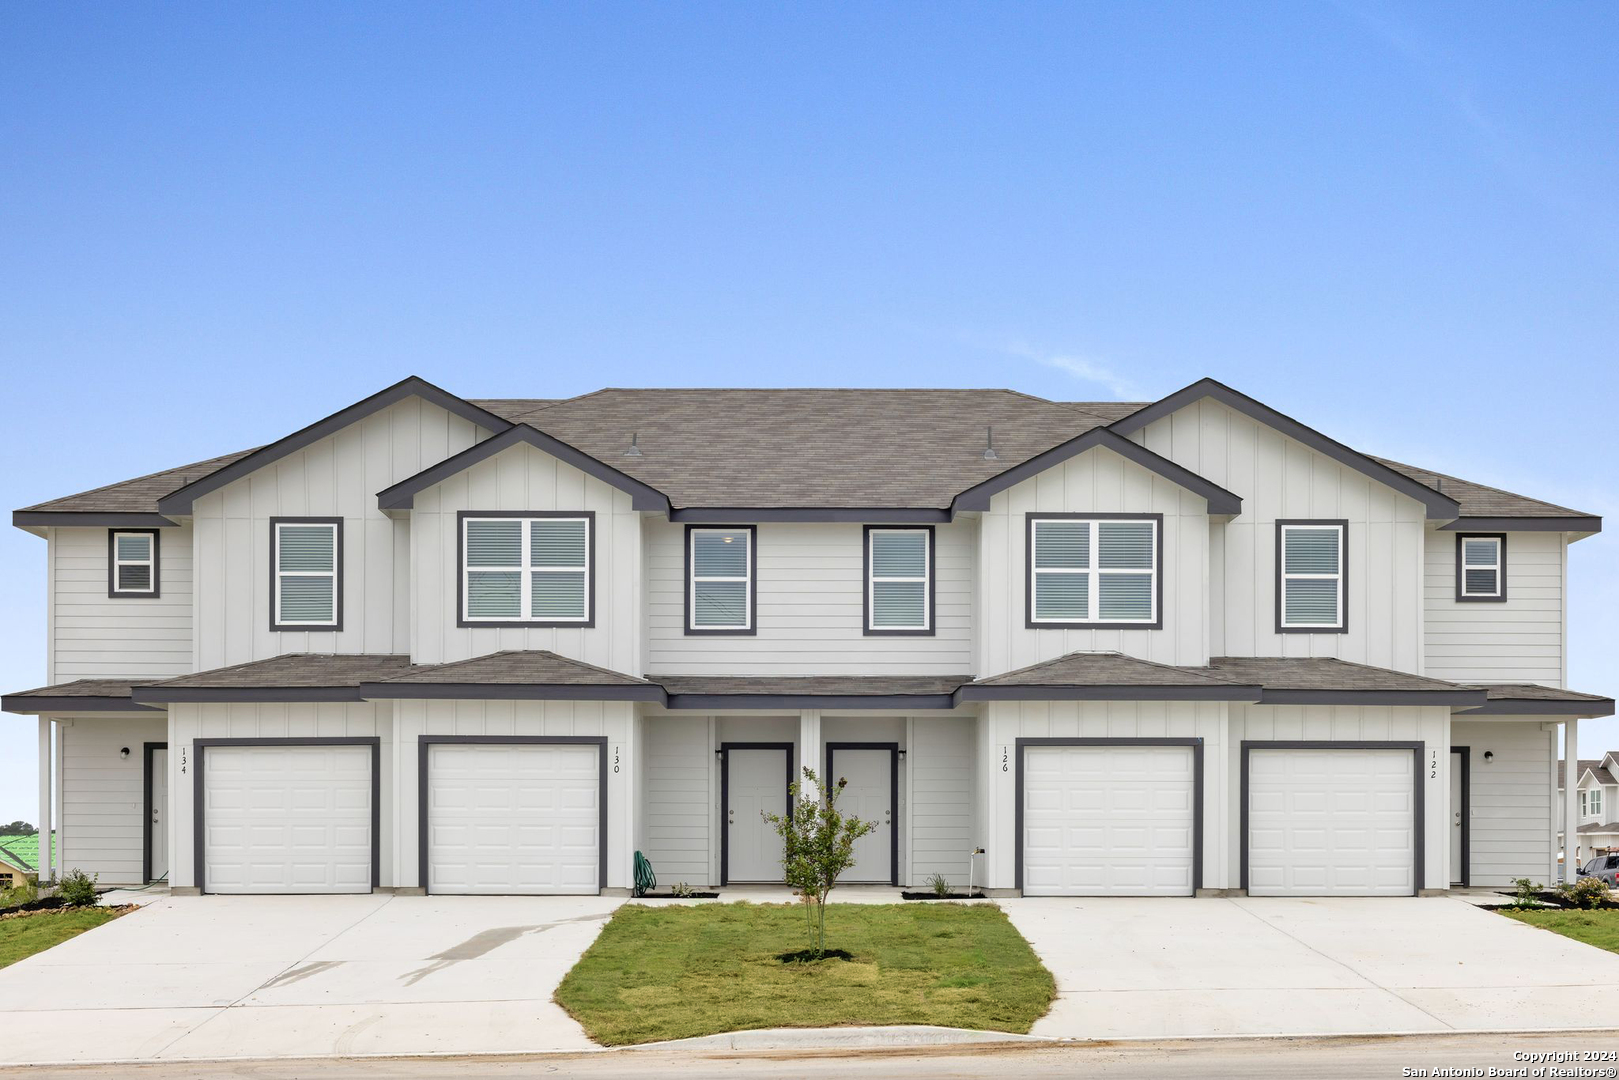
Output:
[
  {"xmin": 0, "ymin": 893, "xmax": 623, "ymax": 1065},
  {"xmin": 1002, "ymin": 895, "xmax": 1619, "ymax": 1039}
]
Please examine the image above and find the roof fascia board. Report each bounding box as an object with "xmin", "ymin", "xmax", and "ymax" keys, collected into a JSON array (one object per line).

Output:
[
  {"xmin": 1459, "ymin": 698, "xmax": 1615, "ymax": 718},
  {"xmin": 1110, "ymin": 379, "xmax": 1460, "ymax": 520},
  {"xmin": 2, "ymin": 696, "xmax": 162, "ymax": 715},
  {"xmin": 1258, "ymin": 689, "xmax": 1488, "ymax": 707},
  {"xmin": 130, "ymin": 686, "xmax": 365, "ymax": 704},
  {"xmin": 951, "ymin": 427, "xmax": 1243, "ymax": 515},
  {"xmin": 956, "ymin": 683, "xmax": 1261, "ymax": 703},
  {"xmin": 157, "ymin": 377, "xmax": 513, "ymax": 516},
  {"xmin": 13, "ymin": 512, "xmax": 178, "ymax": 529},
  {"xmin": 669, "ymin": 507, "xmax": 952, "ymax": 524},
  {"xmin": 1440, "ymin": 516, "xmax": 1602, "ymax": 534},
  {"xmin": 359, "ymin": 682, "xmax": 666, "ymax": 702},
  {"xmin": 665, "ymin": 692, "xmax": 956, "ymax": 710},
  {"xmin": 376, "ymin": 424, "xmax": 670, "ymax": 513}
]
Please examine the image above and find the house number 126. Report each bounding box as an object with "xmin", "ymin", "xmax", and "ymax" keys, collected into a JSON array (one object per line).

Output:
[{"xmin": 1001, "ymin": 746, "xmax": 1009, "ymax": 773}]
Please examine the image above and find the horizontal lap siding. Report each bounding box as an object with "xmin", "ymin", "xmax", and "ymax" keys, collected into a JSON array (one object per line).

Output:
[
  {"xmin": 641, "ymin": 716, "xmax": 711, "ymax": 885},
  {"xmin": 1425, "ymin": 532, "xmax": 1565, "ymax": 685},
  {"xmin": 910, "ymin": 717, "xmax": 974, "ymax": 887},
  {"xmin": 51, "ymin": 525, "xmax": 194, "ymax": 681},
  {"xmin": 1453, "ymin": 720, "xmax": 1553, "ymax": 887},
  {"xmin": 646, "ymin": 520, "xmax": 972, "ymax": 675},
  {"xmin": 60, "ymin": 716, "xmax": 167, "ymax": 884}
]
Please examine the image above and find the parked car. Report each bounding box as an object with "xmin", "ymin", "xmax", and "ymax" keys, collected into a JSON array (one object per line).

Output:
[{"xmin": 1578, "ymin": 854, "xmax": 1619, "ymax": 887}]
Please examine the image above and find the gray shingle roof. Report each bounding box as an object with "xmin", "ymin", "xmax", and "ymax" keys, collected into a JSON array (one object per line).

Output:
[
  {"xmin": 654, "ymin": 675, "xmax": 969, "ymax": 697},
  {"xmin": 1560, "ymin": 758, "xmax": 1619, "ymax": 788},
  {"xmin": 13, "ymin": 387, "xmax": 1596, "ymax": 519},
  {"xmin": 1206, "ymin": 656, "xmax": 1471, "ymax": 693},
  {"xmin": 385, "ymin": 650, "xmax": 651, "ymax": 686},
  {"xmin": 972, "ymin": 652, "xmax": 1242, "ymax": 689},
  {"xmin": 4, "ymin": 678, "xmax": 146, "ymax": 699},
  {"xmin": 1473, "ymin": 684, "xmax": 1613, "ymax": 704},
  {"xmin": 148, "ymin": 653, "xmax": 417, "ymax": 689}
]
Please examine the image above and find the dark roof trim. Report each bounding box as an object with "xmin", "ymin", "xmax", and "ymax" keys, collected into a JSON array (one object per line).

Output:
[
  {"xmin": 952, "ymin": 426, "xmax": 1244, "ymax": 515},
  {"xmin": 1440, "ymin": 516, "xmax": 1602, "ymax": 534},
  {"xmin": 956, "ymin": 683, "xmax": 1261, "ymax": 703},
  {"xmin": 669, "ymin": 507, "xmax": 952, "ymax": 524},
  {"xmin": 1109, "ymin": 379, "xmax": 1460, "ymax": 519},
  {"xmin": 2, "ymin": 695, "xmax": 161, "ymax": 714},
  {"xmin": 12, "ymin": 512, "xmax": 179, "ymax": 529},
  {"xmin": 359, "ymin": 682, "xmax": 666, "ymax": 702},
  {"xmin": 376, "ymin": 423, "xmax": 670, "ymax": 513},
  {"xmin": 664, "ymin": 692, "xmax": 956, "ymax": 710},
  {"xmin": 1257, "ymin": 689, "xmax": 1488, "ymax": 707},
  {"xmin": 131, "ymin": 686, "xmax": 365, "ymax": 704},
  {"xmin": 157, "ymin": 377, "xmax": 514, "ymax": 516},
  {"xmin": 1460, "ymin": 698, "xmax": 1615, "ymax": 718}
]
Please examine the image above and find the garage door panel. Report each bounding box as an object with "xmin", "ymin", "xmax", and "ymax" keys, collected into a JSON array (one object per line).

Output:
[{"xmin": 426, "ymin": 743, "xmax": 600, "ymax": 895}]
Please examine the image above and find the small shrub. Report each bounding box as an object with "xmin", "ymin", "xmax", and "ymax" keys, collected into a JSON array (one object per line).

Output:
[
  {"xmin": 1510, "ymin": 877, "xmax": 1542, "ymax": 910},
  {"xmin": 670, "ymin": 881, "xmax": 695, "ymax": 898},
  {"xmin": 1556, "ymin": 875, "xmax": 1611, "ymax": 910},
  {"xmin": 928, "ymin": 872, "xmax": 952, "ymax": 898},
  {"xmin": 56, "ymin": 869, "xmax": 99, "ymax": 907}
]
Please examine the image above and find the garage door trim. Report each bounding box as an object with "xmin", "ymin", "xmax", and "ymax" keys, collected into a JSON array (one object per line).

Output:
[
  {"xmin": 1239, "ymin": 740, "xmax": 1423, "ymax": 896},
  {"xmin": 417, "ymin": 734, "xmax": 608, "ymax": 895},
  {"xmin": 192, "ymin": 736, "xmax": 381, "ymax": 896},
  {"xmin": 1014, "ymin": 737, "xmax": 1204, "ymax": 893}
]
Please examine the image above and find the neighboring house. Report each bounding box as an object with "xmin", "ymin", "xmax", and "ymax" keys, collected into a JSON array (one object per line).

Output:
[
  {"xmin": 1559, "ymin": 752, "xmax": 1619, "ymax": 865},
  {"xmin": 3, "ymin": 377, "xmax": 1612, "ymax": 900},
  {"xmin": 0, "ymin": 834, "xmax": 46, "ymax": 888}
]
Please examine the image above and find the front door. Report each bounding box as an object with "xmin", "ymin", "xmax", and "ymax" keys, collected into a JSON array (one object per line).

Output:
[
  {"xmin": 1451, "ymin": 749, "xmax": 1465, "ymax": 886},
  {"xmin": 829, "ymin": 746, "xmax": 894, "ymax": 884},
  {"xmin": 149, "ymin": 747, "xmax": 169, "ymax": 882},
  {"xmin": 725, "ymin": 746, "xmax": 789, "ymax": 883}
]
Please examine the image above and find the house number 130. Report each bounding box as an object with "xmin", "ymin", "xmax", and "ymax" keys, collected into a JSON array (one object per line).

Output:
[{"xmin": 613, "ymin": 747, "xmax": 620, "ymax": 774}]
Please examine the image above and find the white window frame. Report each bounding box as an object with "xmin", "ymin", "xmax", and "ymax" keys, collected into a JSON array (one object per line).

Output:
[
  {"xmin": 687, "ymin": 526, "xmax": 754, "ymax": 633},
  {"xmin": 459, "ymin": 514, "xmax": 592, "ymax": 625},
  {"xmin": 1277, "ymin": 521, "xmax": 1347, "ymax": 632},
  {"xmin": 1458, "ymin": 534, "xmax": 1505, "ymax": 600},
  {"xmin": 1581, "ymin": 790, "xmax": 1590, "ymax": 818},
  {"xmin": 866, "ymin": 527, "xmax": 932, "ymax": 634},
  {"xmin": 1027, "ymin": 515, "xmax": 1160, "ymax": 627},
  {"xmin": 109, "ymin": 529, "xmax": 158, "ymax": 597},
  {"xmin": 272, "ymin": 519, "xmax": 341, "ymax": 630},
  {"xmin": 1591, "ymin": 788, "xmax": 1603, "ymax": 820}
]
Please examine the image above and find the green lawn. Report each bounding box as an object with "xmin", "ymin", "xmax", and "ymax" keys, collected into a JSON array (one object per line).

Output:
[
  {"xmin": 555, "ymin": 902, "xmax": 1055, "ymax": 1046},
  {"xmin": 0, "ymin": 908, "xmax": 121, "ymax": 969},
  {"xmin": 1501, "ymin": 908, "xmax": 1619, "ymax": 954}
]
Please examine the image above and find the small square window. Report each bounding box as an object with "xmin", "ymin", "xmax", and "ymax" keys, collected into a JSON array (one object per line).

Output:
[
  {"xmin": 108, "ymin": 529, "xmax": 160, "ymax": 597},
  {"xmin": 1456, "ymin": 534, "xmax": 1506, "ymax": 601}
]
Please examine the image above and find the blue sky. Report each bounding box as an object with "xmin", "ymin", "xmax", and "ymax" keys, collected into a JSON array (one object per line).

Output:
[{"xmin": 1, "ymin": 2, "xmax": 1614, "ymax": 821}]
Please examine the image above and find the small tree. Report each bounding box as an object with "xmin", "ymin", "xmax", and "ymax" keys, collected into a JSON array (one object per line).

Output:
[{"xmin": 763, "ymin": 767, "xmax": 876, "ymax": 957}]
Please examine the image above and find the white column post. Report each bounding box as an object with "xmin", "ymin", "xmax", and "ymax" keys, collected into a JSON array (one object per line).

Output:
[
  {"xmin": 799, "ymin": 709, "xmax": 822, "ymax": 799},
  {"xmin": 36, "ymin": 717, "xmax": 52, "ymax": 884},
  {"xmin": 1548, "ymin": 724, "xmax": 1561, "ymax": 885},
  {"xmin": 54, "ymin": 720, "xmax": 65, "ymax": 881},
  {"xmin": 1564, "ymin": 719, "xmax": 1581, "ymax": 882}
]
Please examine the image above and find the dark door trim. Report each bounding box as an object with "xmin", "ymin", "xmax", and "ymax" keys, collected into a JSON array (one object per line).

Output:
[
  {"xmin": 417, "ymin": 735, "xmax": 609, "ymax": 895},
  {"xmin": 826, "ymin": 742, "xmax": 899, "ymax": 886},
  {"xmin": 1451, "ymin": 745, "xmax": 1470, "ymax": 888},
  {"xmin": 719, "ymin": 742, "xmax": 793, "ymax": 886},
  {"xmin": 1239, "ymin": 740, "xmax": 1424, "ymax": 896},
  {"xmin": 193, "ymin": 737, "xmax": 381, "ymax": 896},
  {"xmin": 1014, "ymin": 737, "xmax": 1204, "ymax": 895},
  {"xmin": 142, "ymin": 741, "xmax": 168, "ymax": 884}
]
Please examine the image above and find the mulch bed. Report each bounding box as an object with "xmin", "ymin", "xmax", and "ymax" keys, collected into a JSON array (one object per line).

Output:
[
  {"xmin": 0, "ymin": 903, "xmax": 137, "ymax": 923},
  {"xmin": 900, "ymin": 891, "xmax": 987, "ymax": 901},
  {"xmin": 634, "ymin": 891, "xmax": 721, "ymax": 899}
]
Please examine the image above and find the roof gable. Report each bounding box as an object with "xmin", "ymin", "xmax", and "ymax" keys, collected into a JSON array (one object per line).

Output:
[
  {"xmin": 1110, "ymin": 378, "xmax": 1459, "ymax": 520},
  {"xmin": 155, "ymin": 377, "xmax": 512, "ymax": 517}
]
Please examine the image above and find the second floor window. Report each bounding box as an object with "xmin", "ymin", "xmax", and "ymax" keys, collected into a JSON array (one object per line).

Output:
[
  {"xmin": 272, "ymin": 518, "xmax": 341, "ymax": 630},
  {"xmin": 108, "ymin": 529, "xmax": 159, "ymax": 597},
  {"xmin": 1277, "ymin": 520, "xmax": 1346, "ymax": 632},
  {"xmin": 1456, "ymin": 534, "xmax": 1505, "ymax": 601},
  {"xmin": 687, "ymin": 526, "xmax": 754, "ymax": 633},
  {"xmin": 460, "ymin": 513, "xmax": 593, "ymax": 626},
  {"xmin": 1027, "ymin": 515, "xmax": 1160, "ymax": 628},
  {"xmin": 1591, "ymin": 788, "xmax": 1604, "ymax": 819},
  {"xmin": 866, "ymin": 527, "xmax": 932, "ymax": 634}
]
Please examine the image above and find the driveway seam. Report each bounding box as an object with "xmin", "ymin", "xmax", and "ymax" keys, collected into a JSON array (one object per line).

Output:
[
  {"xmin": 1224, "ymin": 899, "xmax": 1457, "ymax": 1031},
  {"xmin": 144, "ymin": 894, "xmax": 398, "ymax": 1060}
]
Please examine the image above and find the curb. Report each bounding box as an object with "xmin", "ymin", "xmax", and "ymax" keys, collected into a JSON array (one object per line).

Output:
[{"xmin": 632, "ymin": 1024, "xmax": 1048, "ymax": 1051}]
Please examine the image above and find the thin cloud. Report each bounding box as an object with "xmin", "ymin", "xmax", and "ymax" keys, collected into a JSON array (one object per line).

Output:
[{"xmin": 1004, "ymin": 344, "xmax": 1139, "ymax": 400}]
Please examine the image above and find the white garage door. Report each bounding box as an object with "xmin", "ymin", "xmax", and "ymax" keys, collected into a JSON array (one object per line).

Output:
[
  {"xmin": 1023, "ymin": 744, "xmax": 1196, "ymax": 896},
  {"xmin": 202, "ymin": 744, "xmax": 373, "ymax": 894},
  {"xmin": 426, "ymin": 742, "xmax": 600, "ymax": 895},
  {"xmin": 1248, "ymin": 747, "xmax": 1415, "ymax": 896}
]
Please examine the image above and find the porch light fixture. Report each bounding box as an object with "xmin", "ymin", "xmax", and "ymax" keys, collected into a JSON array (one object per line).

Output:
[
  {"xmin": 119, "ymin": 747, "xmax": 130, "ymax": 759},
  {"xmin": 1484, "ymin": 750, "xmax": 1494, "ymax": 762}
]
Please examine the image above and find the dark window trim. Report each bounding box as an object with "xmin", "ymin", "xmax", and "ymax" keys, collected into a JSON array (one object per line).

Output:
[
  {"xmin": 1024, "ymin": 513, "xmax": 1165, "ymax": 631},
  {"xmin": 1274, "ymin": 519, "xmax": 1349, "ymax": 635},
  {"xmin": 1451, "ymin": 745, "xmax": 1470, "ymax": 888},
  {"xmin": 1238, "ymin": 740, "xmax": 1423, "ymax": 897},
  {"xmin": 107, "ymin": 528, "xmax": 161, "ymax": 599},
  {"xmin": 142, "ymin": 741, "xmax": 168, "ymax": 885},
  {"xmin": 825, "ymin": 742, "xmax": 899, "ymax": 885},
  {"xmin": 1454, "ymin": 533, "xmax": 1507, "ymax": 603},
  {"xmin": 417, "ymin": 735, "xmax": 608, "ymax": 895},
  {"xmin": 863, "ymin": 525, "xmax": 935, "ymax": 637},
  {"xmin": 1014, "ymin": 737, "xmax": 1204, "ymax": 896},
  {"xmin": 192, "ymin": 737, "xmax": 381, "ymax": 896},
  {"xmin": 719, "ymin": 742, "xmax": 794, "ymax": 885},
  {"xmin": 269, "ymin": 517, "xmax": 344, "ymax": 632},
  {"xmin": 684, "ymin": 524, "xmax": 758, "ymax": 636},
  {"xmin": 454, "ymin": 510, "xmax": 598, "ymax": 629}
]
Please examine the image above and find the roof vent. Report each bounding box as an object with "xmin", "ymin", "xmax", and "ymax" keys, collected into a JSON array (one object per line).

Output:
[
  {"xmin": 624, "ymin": 432, "xmax": 643, "ymax": 458},
  {"xmin": 982, "ymin": 426, "xmax": 1000, "ymax": 461}
]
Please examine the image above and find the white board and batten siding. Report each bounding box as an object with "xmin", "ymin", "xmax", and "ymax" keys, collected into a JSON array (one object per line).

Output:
[
  {"xmin": 1125, "ymin": 397, "xmax": 1427, "ymax": 674},
  {"xmin": 977, "ymin": 445, "xmax": 1212, "ymax": 676},
  {"xmin": 409, "ymin": 441, "xmax": 642, "ymax": 674},
  {"xmin": 645, "ymin": 519, "xmax": 973, "ymax": 675},
  {"xmin": 49, "ymin": 524, "xmax": 193, "ymax": 682},
  {"xmin": 1425, "ymin": 531, "xmax": 1566, "ymax": 686},
  {"xmin": 190, "ymin": 397, "xmax": 494, "ymax": 671},
  {"xmin": 1451, "ymin": 720, "xmax": 1554, "ymax": 888},
  {"xmin": 57, "ymin": 715, "xmax": 167, "ymax": 885}
]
